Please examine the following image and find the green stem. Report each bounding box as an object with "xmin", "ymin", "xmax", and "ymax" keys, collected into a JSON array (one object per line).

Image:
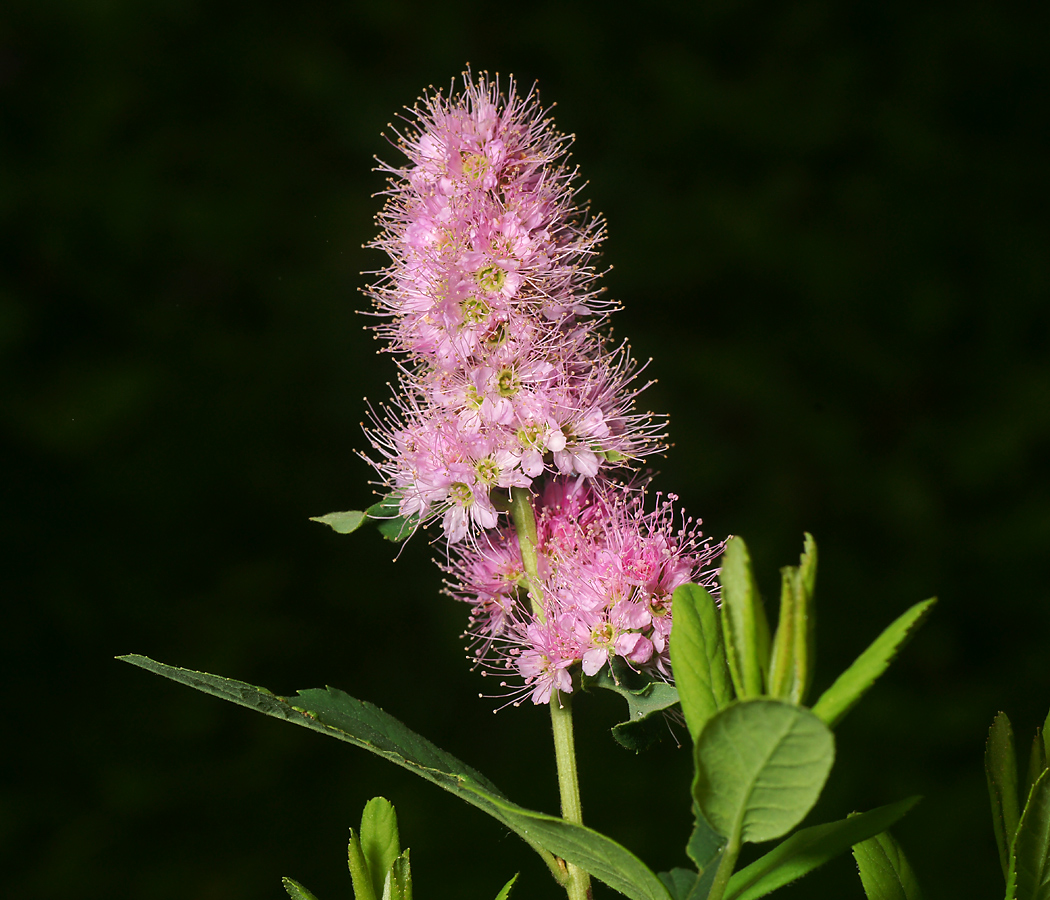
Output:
[
  {"xmin": 705, "ymin": 825, "xmax": 741, "ymax": 900},
  {"xmin": 509, "ymin": 487, "xmax": 592, "ymax": 900}
]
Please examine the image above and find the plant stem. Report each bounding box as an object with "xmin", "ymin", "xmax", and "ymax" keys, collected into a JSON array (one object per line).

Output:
[
  {"xmin": 509, "ymin": 487, "xmax": 592, "ymax": 900},
  {"xmin": 705, "ymin": 825, "xmax": 741, "ymax": 900}
]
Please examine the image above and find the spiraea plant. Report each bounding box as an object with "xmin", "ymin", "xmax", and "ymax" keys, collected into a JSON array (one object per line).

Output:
[{"xmin": 122, "ymin": 71, "xmax": 1049, "ymax": 900}]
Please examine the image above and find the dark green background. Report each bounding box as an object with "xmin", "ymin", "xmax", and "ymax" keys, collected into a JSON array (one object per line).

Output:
[{"xmin": 3, "ymin": 1, "xmax": 1048, "ymax": 898}]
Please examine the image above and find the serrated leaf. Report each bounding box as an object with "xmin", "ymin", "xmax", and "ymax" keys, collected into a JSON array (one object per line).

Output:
[
  {"xmin": 349, "ymin": 828, "xmax": 377, "ymax": 900},
  {"xmin": 767, "ymin": 536, "xmax": 816, "ymax": 706},
  {"xmin": 810, "ymin": 598, "xmax": 936, "ymax": 728},
  {"xmin": 693, "ymin": 699, "xmax": 835, "ymax": 844},
  {"xmin": 361, "ymin": 798, "xmax": 400, "ymax": 900},
  {"xmin": 1007, "ymin": 769, "xmax": 1050, "ymax": 900},
  {"xmin": 283, "ymin": 877, "xmax": 321, "ymax": 900},
  {"xmin": 493, "ymin": 873, "xmax": 518, "ymax": 900},
  {"xmin": 120, "ymin": 655, "xmax": 668, "ymax": 900},
  {"xmin": 658, "ymin": 868, "xmax": 698, "ymax": 900},
  {"xmin": 310, "ymin": 510, "xmax": 368, "ymax": 534},
  {"xmin": 1027, "ymin": 729, "xmax": 1049, "ymax": 825},
  {"xmin": 583, "ymin": 658, "xmax": 680, "ymax": 749},
  {"xmin": 723, "ymin": 797, "xmax": 919, "ymax": 900},
  {"xmin": 852, "ymin": 829, "xmax": 924, "ymax": 900},
  {"xmin": 381, "ymin": 851, "xmax": 412, "ymax": 900},
  {"xmin": 986, "ymin": 712, "xmax": 1022, "ymax": 880},
  {"xmin": 720, "ymin": 537, "xmax": 771, "ymax": 699},
  {"xmin": 670, "ymin": 584, "xmax": 733, "ymax": 745}
]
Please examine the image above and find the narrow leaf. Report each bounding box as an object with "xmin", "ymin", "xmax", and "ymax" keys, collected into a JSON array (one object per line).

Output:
[
  {"xmin": 348, "ymin": 829, "xmax": 377, "ymax": 900},
  {"xmin": 310, "ymin": 510, "xmax": 368, "ymax": 534},
  {"xmin": 986, "ymin": 712, "xmax": 1022, "ymax": 880},
  {"xmin": 1027, "ymin": 729, "xmax": 1048, "ymax": 816},
  {"xmin": 723, "ymin": 797, "xmax": 919, "ymax": 900},
  {"xmin": 810, "ymin": 598, "xmax": 936, "ymax": 728},
  {"xmin": 852, "ymin": 830, "xmax": 924, "ymax": 900},
  {"xmin": 493, "ymin": 873, "xmax": 518, "ymax": 900},
  {"xmin": 384, "ymin": 851, "xmax": 411, "ymax": 900},
  {"xmin": 767, "ymin": 535, "xmax": 816, "ymax": 706},
  {"xmin": 1007, "ymin": 769, "xmax": 1050, "ymax": 900},
  {"xmin": 671, "ymin": 583, "xmax": 733, "ymax": 744},
  {"xmin": 1045, "ymin": 708, "xmax": 1050, "ymax": 763},
  {"xmin": 283, "ymin": 877, "xmax": 321, "ymax": 900},
  {"xmin": 693, "ymin": 699, "xmax": 835, "ymax": 844},
  {"xmin": 361, "ymin": 798, "xmax": 400, "ymax": 900},
  {"xmin": 720, "ymin": 538, "xmax": 771, "ymax": 699}
]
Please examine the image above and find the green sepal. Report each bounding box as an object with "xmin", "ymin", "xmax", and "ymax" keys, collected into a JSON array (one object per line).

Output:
[
  {"xmin": 492, "ymin": 873, "xmax": 518, "ymax": 900},
  {"xmin": 283, "ymin": 877, "xmax": 322, "ymax": 900},
  {"xmin": 719, "ymin": 537, "xmax": 771, "ymax": 699},
  {"xmin": 724, "ymin": 797, "xmax": 919, "ymax": 900},
  {"xmin": 670, "ymin": 583, "xmax": 733, "ymax": 745},
  {"xmin": 986, "ymin": 711, "xmax": 1022, "ymax": 880},
  {"xmin": 348, "ymin": 828, "xmax": 377, "ymax": 900},
  {"xmin": 693, "ymin": 699, "xmax": 835, "ymax": 844},
  {"xmin": 361, "ymin": 797, "xmax": 401, "ymax": 900},
  {"xmin": 767, "ymin": 535, "xmax": 817, "ymax": 706},
  {"xmin": 810, "ymin": 598, "xmax": 936, "ymax": 728},
  {"xmin": 852, "ymin": 829, "xmax": 924, "ymax": 900},
  {"xmin": 582, "ymin": 657, "xmax": 680, "ymax": 750},
  {"xmin": 1006, "ymin": 768, "xmax": 1050, "ymax": 900}
]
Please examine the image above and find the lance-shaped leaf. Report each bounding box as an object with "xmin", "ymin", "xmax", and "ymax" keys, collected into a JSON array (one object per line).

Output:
[
  {"xmin": 493, "ymin": 874, "xmax": 518, "ymax": 900},
  {"xmin": 986, "ymin": 712, "xmax": 1022, "ymax": 880},
  {"xmin": 381, "ymin": 852, "xmax": 412, "ymax": 900},
  {"xmin": 724, "ymin": 797, "xmax": 918, "ymax": 900},
  {"xmin": 120, "ymin": 655, "xmax": 668, "ymax": 900},
  {"xmin": 283, "ymin": 878, "xmax": 322, "ymax": 900},
  {"xmin": 311, "ymin": 510, "xmax": 369, "ymax": 534},
  {"xmin": 719, "ymin": 537, "xmax": 771, "ymax": 699},
  {"xmin": 1006, "ymin": 769, "xmax": 1050, "ymax": 900},
  {"xmin": 852, "ymin": 829, "xmax": 923, "ymax": 900},
  {"xmin": 671, "ymin": 583, "xmax": 733, "ymax": 744},
  {"xmin": 310, "ymin": 494, "xmax": 417, "ymax": 542},
  {"xmin": 693, "ymin": 699, "xmax": 835, "ymax": 844},
  {"xmin": 361, "ymin": 798, "xmax": 401, "ymax": 900},
  {"xmin": 810, "ymin": 598, "xmax": 936, "ymax": 728},
  {"xmin": 1028, "ymin": 728, "xmax": 1049, "ymax": 835},
  {"xmin": 349, "ymin": 828, "xmax": 377, "ymax": 900},
  {"xmin": 767, "ymin": 535, "xmax": 817, "ymax": 706}
]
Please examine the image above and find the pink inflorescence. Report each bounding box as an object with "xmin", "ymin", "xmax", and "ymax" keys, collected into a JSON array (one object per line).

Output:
[
  {"xmin": 362, "ymin": 71, "xmax": 664, "ymax": 543},
  {"xmin": 444, "ymin": 477, "xmax": 724, "ymax": 706}
]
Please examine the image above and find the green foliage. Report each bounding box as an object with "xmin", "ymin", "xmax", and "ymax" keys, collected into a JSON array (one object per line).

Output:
[
  {"xmin": 120, "ymin": 655, "xmax": 669, "ymax": 900},
  {"xmin": 283, "ymin": 877, "xmax": 322, "ymax": 900},
  {"xmin": 767, "ymin": 535, "xmax": 816, "ymax": 705},
  {"xmin": 810, "ymin": 598, "xmax": 936, "ymax": 728},
  {"xmin": 658, "ymin": 868, "xmax": 700, "ymax": 900},
  {"xmin": 693, "ymin": 699, "xmax": 835, "ymax": 844},
  {"xmin": 725, "ymin": 799, "xmax": 918, "ymax": 900},
  {"xmin": 582, "ymin": 657, "xmax": 681, "ymax": 751},
  {"xmin": 492, "ymin": 874, "xmax": 518, "ymax": 900},
  {"xmin": 670, "ymin": 583, "xmax": 733, "ymax": 744},
  {"xmin": 361, "ymin": 798, "xmax": 402, "ymax": 900},
  {"xmin": 381, "ymin": 852, "xmax": 413, "ymax": 900},
  {"xmin": 310, "ymin": 510, "xmax": 368, "ymax": 534},
  {"xmin": 1006, "ymin": 769, "xmax": 1050, "ymax": 900},
  {"xmin": 719, "ymin": 538, "xmax": 771, "ymax": 699},
  {"xmin": 1027, "ymin": 728, "xmax": 1049, "ymax": 811},
  {"xmin": 309, "ymin": 494, "xmax": 417, "ymax": 542},
  {"xmin": 852, "ymin": 830, "xmax": 923, "ymax": 900},
  {"xmin": 987, "ymin": 712, "xmax": 1023, "ymax": 879}
]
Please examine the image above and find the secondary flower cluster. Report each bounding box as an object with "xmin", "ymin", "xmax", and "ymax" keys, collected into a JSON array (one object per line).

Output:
[
  {"xmin": 444, "ymin": 477, "xmax": 723, "ymax": 705},
  {"xmin": 363, "ymin": 73, "xmax": 662, "ymax": 542}
]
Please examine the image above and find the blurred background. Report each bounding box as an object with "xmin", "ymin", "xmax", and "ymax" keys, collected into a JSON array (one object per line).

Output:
[{"xmin": 3, "ymin": 1, "xmax": 1048, "ymax": 897}]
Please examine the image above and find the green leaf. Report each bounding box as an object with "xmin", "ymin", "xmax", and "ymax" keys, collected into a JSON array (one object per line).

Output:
[
  {"xmin": 349, "ymin": 829, "xmax": 377, "ymax": 900},
  {"xmin": 582, "ymin": 657, "xmax": 680, "ymax": 750},
  {"xmin": 986, "ymin": 712, "xmax": 1022, "ymax": 880},
  {"xmin": 120, "ymin": 655, "xmax": 667, "ymax": 900},
  {"xmin": 493, "ymin": 873, "xmax": 518, "ymax": 900},
  {"xmin": 810, "ymin": 598, "xmax": 936, "ymax": 728},
  {"xmin": 658, "ymin": 868, "xmax": 699, "ymax": 900},
  {"xmin": 381, "ymin": 851, "xmax": 412, "ymax": 900},
  {"xmin": 767, "ymin": 535, "xmax": 817, "ymax": 706},
  {"xmin": 852, "ymin": 829, "xmax": 924, "ymax": 900},
  {"xmin": 723, "ymin": 797, "xmax": 919, "ymax": 900},
  {"xmin": 693, "ymin": 699, "xmax": 835, "ymax": 844},
  {"xmin": 1045, "ymin": 708, "xmax": 1050, "ymax": 763},
  {"xmin": 310, "ymin": 509, "xmax": 368, "ymax": 534},
  {"xmin": 1007, "ymin": 769, "xmax": 1050, "ymax": 900},
  {"xmin": 1027, "ymin": 729, "xmax": 1049, "ymax": 824},
  {"xmin": 361, "ymin": 798, "xmax": 400, "ymax": 900},
  {"xmin": 719, "ymin": 537, "xmax": 771, "ymax": 699},
  {"xmin": 476, "ymin": 794, "xmax": 673, "ymax": 900},
  {"xmin": 283, "ymin": 877, "xmax": 321, "ymax": 900},
  {"xmin": 687, "ymin": 805, "xmax": 726, "ymax": 871},
  {"xmin": 670, "ymin": 583, "xmax": 733, "ymax": 744}
]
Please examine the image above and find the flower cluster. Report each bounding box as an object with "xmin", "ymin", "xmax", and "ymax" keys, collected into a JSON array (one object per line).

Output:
[
  {"xmin": 362, "ymin": 73, "xmax": 662, "ymax": 542},
  {"xmin": 444, "ymin": 477, "xmax": 723, "ymax": 705}
]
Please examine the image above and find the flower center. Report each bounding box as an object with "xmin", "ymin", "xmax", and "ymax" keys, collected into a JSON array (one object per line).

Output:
[
  {"xmin": 449, "ymin": 482, "xmax": 474, "ymax": 506},
  {"xmin": 497, "ymin": 367, "xmax": 520, "ymax": 398},
  {"xmin": 650, "ymin": 592, "xmax": 671, "ymax": 617},
  {"xmin": 591, "ymin": 622, "xmax": 615, "ymax": 647},
  {"xmin": 461, "ymin": 151, "xmax": 488, "ymax": 181},
  {"xmin": 482, "ymin": 319, "xmax": 509, "ymax": 348},
  {"xmin": 517, "ymin": 422, "xmax": 543, "ymax": 449},
  {"xmin": 460, "ymin": 296, "xmax": 491, "ymax": 325},
  {"xmin": 475, "ymin": 457, "xmax": 501, "ymax": 486},
  {"xmin": 476, "ymin": 264, "xmax": 507, "ymax": 294}
]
